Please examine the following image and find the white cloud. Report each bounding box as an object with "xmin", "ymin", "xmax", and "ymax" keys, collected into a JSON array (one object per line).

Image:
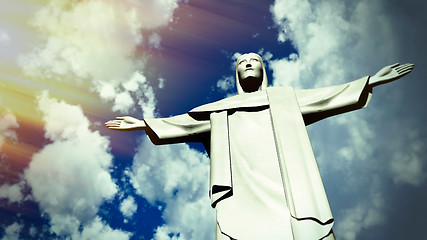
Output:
[
  {"xmin": 19, "ymin": 0, "xmax": 179, "ymax": 114},
  {"xmin": 390, "ymin": 130, "xmax": 426, "ymax": 186},
  {"xmin": 153, "ymin": 225, "xmax": 180, "ymax": 240},
  {"xmin": 0, "ymin": 184, "xmax": 23, "ymax": 204},
  {"xmin": 335, "ymin": 178, "xmax": 385, "ymax": 240},
  {"xmin": 232, "ymin": 52, "xmax": 242, "ymax": 61},
  {"xmin": 120, "ymin": 196, "xmax": 138, "ymax": 218},
  {"xmin": 29, "ymin": 226, "xmax": 37, "ymax": 238},
  {"xmin": 216, "ymin": 75, "xmax": 235, "ymax": 92},
  {"xmin": 15, "ymin": 1, "xmax": 180, "ymax": 237},
  {"xmin": 260, "ymin": 51, "xmax": 273, "ymax": 63},
  {"xmin": 268, "ymin": 53, "xmax": 302, "ymax": 88},
  {"xmin": 0, "ymin": 28, "xmax": 10, "ymax": 45},
  {"xmin": 1, "ymin": 222, "xmax": 22, "ymax": 240},
  {"xmin": 130, "ymin": 140, "xmax": 215, "ymax": 240},
  {"xmin": 148, "ymin": 33, "xmax": 162, "ymax": 49},
  {"xmin": 99, "ymin": 83, "xmax": 116, "ymax": 101},
  {"xmin": 71, "ymin": 217, "xmax": 131, "ymax": 240},
  {"xmin": 0, "ymin": 111, "xmax": 19, "ymax": 149},
  {"xmin": 334, "ymin": 115, "xmax": 374, "ymax": 166},
  {"xmin": 24, "ymin": 92, "xmax": 123, "ymax": 237},
  {"xmin": 112, "ymin": 92, "xmax": 134, "ymax": 113},
  {"xmin": 269, "ymin": 0, "xmax": 397, "ymax": 89},
  {"xmin": 158, "ymin": 78, "xmax": 165, "ymax": 89},
  {"xmin": 136, "ymin": 78, "xmax": 157, "ymax": 119}
]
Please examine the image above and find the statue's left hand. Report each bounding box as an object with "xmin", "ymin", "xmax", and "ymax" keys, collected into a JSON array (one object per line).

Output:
[
  {"xmin": 105, "ymin": 116, "xmax": 146, "ymax": 131},
  {"xmin": 369, "ymin": 63, "xmax": 414, "ymax": 88}
]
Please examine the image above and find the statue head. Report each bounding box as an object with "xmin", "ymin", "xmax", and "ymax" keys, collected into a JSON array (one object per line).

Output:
[{"xmin": 235, "ymin": 53, "xmax": 268, "ymax": 94}]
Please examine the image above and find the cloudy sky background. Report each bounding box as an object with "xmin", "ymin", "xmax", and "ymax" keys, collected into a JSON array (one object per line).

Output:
[{"xmin": 0, "ymin": 0, "xmax": 426, "ymax": 239}]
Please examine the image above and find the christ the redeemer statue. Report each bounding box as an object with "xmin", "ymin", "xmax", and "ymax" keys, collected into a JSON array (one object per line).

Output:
[{"xmin": 106, "ymin": 53, "xmax": 413, "ymax": 240}]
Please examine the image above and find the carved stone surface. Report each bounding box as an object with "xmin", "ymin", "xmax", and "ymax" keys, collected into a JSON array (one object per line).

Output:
[{"xmin": 106, "ymin": 53, "xmax": 414, "ymax": 240}]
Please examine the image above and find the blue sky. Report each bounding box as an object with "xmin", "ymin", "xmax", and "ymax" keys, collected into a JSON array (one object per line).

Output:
[{"xmin": 0, "ymin": 0, "xmax": 426, "ymax": 239}]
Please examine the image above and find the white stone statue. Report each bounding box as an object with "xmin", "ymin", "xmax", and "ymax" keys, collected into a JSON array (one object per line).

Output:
[{"xmin": 106, "ymin": 53, "xmax": 414, "ymax": 240}]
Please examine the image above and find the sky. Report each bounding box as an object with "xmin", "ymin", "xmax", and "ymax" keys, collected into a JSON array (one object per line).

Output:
[{"xmin": 0, "ymin": 0, "xmax": 426, "ymax": 239}]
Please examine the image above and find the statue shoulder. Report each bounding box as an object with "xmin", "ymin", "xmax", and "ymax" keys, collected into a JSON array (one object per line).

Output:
[{"xmin": 190, "ymin": 91, "xmax": 269, "ymax": 115}]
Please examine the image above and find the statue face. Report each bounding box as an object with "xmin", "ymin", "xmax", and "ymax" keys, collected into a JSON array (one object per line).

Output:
[
  {"xmin": 237, "ymin": 54, "xmax": 263, "ymax": 81},
  {"xmin": 236, "ymin": 53, "xmax": 264, "ymax": 92}
]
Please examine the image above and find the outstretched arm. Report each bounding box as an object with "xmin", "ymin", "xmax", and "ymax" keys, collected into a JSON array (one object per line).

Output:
[
  {"xmin": 368, "ymin": 63, "xmax": 414, "ymax": 88},
  {"xmin": 105, "ymin": 116, "xmax": 146, "ymax": 131},
  {"xmin": 296, "ymin": 63, "xmax": 414, "ymax": 125},
  {"xmin": 105, "ymin": 114, "xmax": 210, "ymax": 145}
]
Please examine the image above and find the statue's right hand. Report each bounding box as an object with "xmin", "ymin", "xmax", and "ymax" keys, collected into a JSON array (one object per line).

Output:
[
  {"xmin": 369, "ymin": 63, "xmax": 414, "ymax": 88},
  {"xmin": 105, "ymin": 116, "xmax": 146, "ymax": 131}
]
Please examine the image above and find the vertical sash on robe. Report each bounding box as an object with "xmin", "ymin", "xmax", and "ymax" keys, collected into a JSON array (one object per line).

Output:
[
  {"xmin": 209, "ymin": 111, "xmax": 233, "ymax": 207},
  {"xmin": 267, "ymin": 87, "xmax": 333, "ymax": 239}
]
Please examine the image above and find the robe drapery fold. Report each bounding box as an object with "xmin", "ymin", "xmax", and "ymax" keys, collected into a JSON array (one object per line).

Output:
[
  {"xmin": 144, "ymin": 76, "xmax": 371, "ymax": 239},
  {"xmin": 209, "ymin": 111, "xmax": 233, "ymax": 207}
]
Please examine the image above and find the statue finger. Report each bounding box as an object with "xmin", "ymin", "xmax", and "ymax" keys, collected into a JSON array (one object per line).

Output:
[
  {"xmin": 396, "ymin": 63, "xmax": 414, "ymax": 70},
  {"xmin": 395, "ymin": 66, "xmax": 406, "ymax": 72},
  {"xmin": 108, "ymin": 126, "xmax": 123, "ymax": 130},
  {"xmin": 397, "ymin": 65, "xmax": 414, "ymax": 74},
  {"xmin": 395, "ymin": 64, "xmax": 410, "ymax": 71},
  {"xmin": 398, "ymin": 69, "xmax": 412, "ymax": 76},
  {"xmin": 399, "ymin": 66, "xmax": 414, "ymax": 73},
  {"xmin": 390, "ymin": 63, "xmax": 400, "ymax": 68},
  {"xmin": 116, "ymin": 116, "xmax": 129, "ymax": 120},
  {"xmin": 404, "ymin": 63, "xmax": 415, "ymax": 69},
  {"xmin": 109, "ymin": 126, "xmax": 134, "ymax": 131},
  {"xmin": 106, "ymin": 122, "xmax": 120, "ymax": 127}
]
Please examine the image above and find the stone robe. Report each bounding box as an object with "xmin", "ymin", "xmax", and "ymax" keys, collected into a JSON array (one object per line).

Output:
[{"xmin": 144, "ymin": 77, "xmax": 371, "ymax": 240}]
